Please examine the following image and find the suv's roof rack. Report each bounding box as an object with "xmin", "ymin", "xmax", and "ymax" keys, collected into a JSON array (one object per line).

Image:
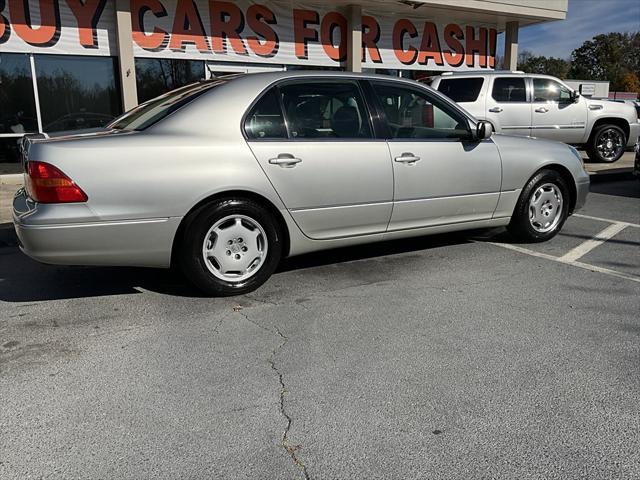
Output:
[{"xmin": 438, "ymin": 70, "xmax": 525, "ymax": 75}]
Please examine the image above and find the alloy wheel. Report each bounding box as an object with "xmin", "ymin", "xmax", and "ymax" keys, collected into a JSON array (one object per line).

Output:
[
  {"xmin": 528, "ymin": 183, "xmax": 563, "ymax": 233},
  {"xmin": 596, "ymin": 128, "xmax": 624, "ymax": 162},
  {"xmin": 202, "ymin": 215, "xmax": 268, "ymax": 282}
]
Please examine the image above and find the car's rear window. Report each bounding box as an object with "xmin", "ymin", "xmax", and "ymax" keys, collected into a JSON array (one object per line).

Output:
[
  {"xmin": 437, "ymin": 77, "xmax": 484, "ymax": 103},
  {"xmin": 109, "ymin": 80, "xmax": 226, "ymax": 131}
]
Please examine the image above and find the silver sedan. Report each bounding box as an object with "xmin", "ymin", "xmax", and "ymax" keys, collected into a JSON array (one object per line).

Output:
[{"xmin": 13, "ymin": 72, "xmax": 590, "ymax": 296}]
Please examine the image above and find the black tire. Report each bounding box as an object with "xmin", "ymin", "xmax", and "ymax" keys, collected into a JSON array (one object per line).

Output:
[
  {"xmin": 507, "ymin": 169, "xmax": 570, "ymax": 243},
  {"xmin": 179, "ymin": 198, "xmax": 283, "ymax": 296},
  {"xmin": 586, "ymin": 124, "xmax": 626, "ymax": 163}
]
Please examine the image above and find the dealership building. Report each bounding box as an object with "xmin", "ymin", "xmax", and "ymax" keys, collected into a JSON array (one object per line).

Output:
[{"xmin": 0, "ymin": 0, "xmax": 568, "ymax": 162}]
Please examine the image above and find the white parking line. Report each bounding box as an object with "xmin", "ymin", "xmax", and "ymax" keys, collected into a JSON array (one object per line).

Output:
[
  {"xmin": 559, "ymin": 222, "xmax": 628, "ymax": 263},
  {"xmin": 573, "ymin": 213, "xmax": 640, "ymax": 228},
  {"xmin": 487, "ymin": 242, "xmax": 640, "ymax": 284}
]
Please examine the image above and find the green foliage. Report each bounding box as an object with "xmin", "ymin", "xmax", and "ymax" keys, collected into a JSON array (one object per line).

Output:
[
  {"xmin": 516, "ymin": 32, "xmax": 639, "ymax": 93},
  {"xmin": 568, "ymin": 32, "xmax": 639, "ymax": 91},
  {"xmin": 517, "ymin": 51, "xmax": 570, "ymax": 79}
]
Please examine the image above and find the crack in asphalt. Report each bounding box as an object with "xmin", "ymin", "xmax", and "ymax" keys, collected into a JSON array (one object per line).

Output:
[
  {"xmin": 235, "ymin": 307, "xmax": 310, "ymax": 480},
  {"xmin": 269, "ymin": 326, "xmax": 311, "ymax": 480}
]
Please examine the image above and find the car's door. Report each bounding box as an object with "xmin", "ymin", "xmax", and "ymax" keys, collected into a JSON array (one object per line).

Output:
[
  {"xmin": 486, "ymin": 76, "xmax": 531, "ymax": 136},
  {"xmin": 530, "ymin": 77, "xmax": 587, "ymax": 143},
  {"xmin": 245, "ymin": 80, "xmax": 393, "ymax": 240},
  {"xmin": 368, "ymin": 80, "xmax": 502, "ymax": 231}
]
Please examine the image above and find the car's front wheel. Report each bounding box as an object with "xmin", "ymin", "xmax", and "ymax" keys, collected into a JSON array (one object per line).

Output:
[
  {"xmin": 586, "ymin": 124, "xmax": 627, "ymax": 163},
  {"xmin": 179, "ymin": 198, "xmax": 282, "ymax": 296},
  {"xmin": 508, "ymin": 169, "xmax": 570, "ymax": 242}
]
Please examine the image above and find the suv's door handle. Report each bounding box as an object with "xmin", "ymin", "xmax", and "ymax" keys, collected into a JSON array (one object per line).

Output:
[
  {"xmin": 488, "ymin": 107, "xmax": 503, "ymax": 113},
  {"xmin": 394, "ymin": 153, "xmax": 421, "ymax": 164},
  {"xmin": 535, "ymin": 107, "xmax": 549, "ymax": 113},
  {"xmin": 269, "ymin": 153, "xmax": 302, "ymax": 167}
]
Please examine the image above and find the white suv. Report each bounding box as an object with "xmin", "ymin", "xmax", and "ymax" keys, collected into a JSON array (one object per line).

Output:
[{"xmin": 430, "ymin": 71, "xmax": 640, "ymax": 163}]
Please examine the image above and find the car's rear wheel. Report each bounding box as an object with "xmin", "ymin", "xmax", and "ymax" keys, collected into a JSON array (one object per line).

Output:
[
  {"xmin": 179, "ymin": 198, "xmax": 282, "ymax": 296},
  {"xmin": 586, "ymin": 124, "xmax": 626, "ymax": 163},
  {"xmin": 508, "ymin": 169, "xmax": 570, "ymax": 242}
]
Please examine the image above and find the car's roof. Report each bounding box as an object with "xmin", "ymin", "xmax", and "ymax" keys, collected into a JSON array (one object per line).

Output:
[{"xmin": 206, "ymin": 70, "xmax": 425, "ymax": 88}]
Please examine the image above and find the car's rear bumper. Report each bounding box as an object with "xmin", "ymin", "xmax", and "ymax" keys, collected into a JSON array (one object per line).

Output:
[{"xmin": 13, "ymin": 189, "xmax": 180, "ymax": 268}]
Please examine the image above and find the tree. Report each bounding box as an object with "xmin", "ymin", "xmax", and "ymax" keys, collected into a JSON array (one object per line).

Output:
[
  {"xmin": 517, "ymin": 50, "xmax": 570, "ymax": 78},
  {"xmin": 620, "ymin": 72, "xmax": 640, "ymax": 94},
  {"xmin": 568, "ymin": 32, "xmax": 640, "ymax": 91}
]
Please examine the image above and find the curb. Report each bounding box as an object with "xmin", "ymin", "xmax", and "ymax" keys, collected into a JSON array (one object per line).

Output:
[
  {"xmin": 0, "ymin": 174, "xmax": 23, "ymax": 185},
  {"xmin": 587, "ymin": 169, "xmax": 635, "ymax": 183}
]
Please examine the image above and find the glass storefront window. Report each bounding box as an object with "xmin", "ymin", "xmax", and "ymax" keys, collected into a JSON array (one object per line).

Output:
[
  {"xmin": 35, "ymin": 55, "xmax": 121, "ymax": 133},
  {"xmin": 135, "ymin": 58, "xmax": 205, "ymax": 104},
  {"xmin": 0, "ymin": 53, "xmax": 39, "ymax": 135}
]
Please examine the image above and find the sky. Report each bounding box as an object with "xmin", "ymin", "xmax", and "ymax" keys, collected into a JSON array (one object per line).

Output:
[{"xmin": 496, "ymin": 0, "xmax": 640, "ymax": 60}]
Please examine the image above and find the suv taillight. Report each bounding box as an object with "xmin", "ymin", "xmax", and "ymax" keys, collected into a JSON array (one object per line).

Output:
[{"xmin": 26, "ymin": 161, "xmax": 88, "ymax": 203}]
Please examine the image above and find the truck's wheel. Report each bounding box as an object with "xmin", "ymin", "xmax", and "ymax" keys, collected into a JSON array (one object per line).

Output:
[{"xmin": 586, "ymin": 124, "xmax": 626, "ymax": 163}]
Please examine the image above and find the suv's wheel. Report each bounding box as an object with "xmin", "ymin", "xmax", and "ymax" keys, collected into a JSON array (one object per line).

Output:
[
  {"xmin": 179, "ymin": 198, "xmax": 282, "ymax": 296},
  {"xmin": 508, "ymin": 169, "xmax": 570, "ymax": 242},
  {"xmin": 586, "ymin": 124, "xmax": 626, "ymax": 163}
]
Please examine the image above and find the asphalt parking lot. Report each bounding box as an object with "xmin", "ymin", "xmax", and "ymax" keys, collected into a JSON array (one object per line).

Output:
[{"xmin": 1, "ymin": 176, "xmax": 639, "ymax": 479}]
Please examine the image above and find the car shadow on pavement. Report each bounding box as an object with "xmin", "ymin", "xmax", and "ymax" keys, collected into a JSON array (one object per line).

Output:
[
  {"xmin": 0, "ymin": 231, "xmax": 475, "ymax": 303},
  {"xmin": 279, "ymin": 230, "xmax": 472, "ymax": 272},
  {"xmin": 589, "ymin": 175, "xmax": 640, "ymax": 199}
]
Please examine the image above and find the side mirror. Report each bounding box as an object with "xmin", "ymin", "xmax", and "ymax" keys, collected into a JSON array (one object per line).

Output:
[
  {"xmin": 572, "ymin": 91, "xmax": 581, "ymax": 103},
  {"xmin": 475, "ymin": 121, "xmax": 493, "ymax": 140}
]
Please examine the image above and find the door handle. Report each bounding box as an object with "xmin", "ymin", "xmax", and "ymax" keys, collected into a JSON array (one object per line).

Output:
[
  {"xmin": 268, "ymin": 153, "xmax": 302, "ymax": 167},
  {"xmin": 394, "ymin": 153, "xmax": 421, "ymax": 164},
  {"xmin": 535, "ymin": 107, "xmax": 549, "ymax": 113},
  {"xmin": 488, "ymin": 107, "xmax": 503, "ymax": 113}
]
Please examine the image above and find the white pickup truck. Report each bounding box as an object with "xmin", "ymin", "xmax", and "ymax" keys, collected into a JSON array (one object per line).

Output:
[{"xmin": 430, "ymin": 71, "xmax": 640, "ymax": 163}]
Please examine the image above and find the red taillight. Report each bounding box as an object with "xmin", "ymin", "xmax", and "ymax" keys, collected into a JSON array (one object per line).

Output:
[{"xmin": 26, "ymin": 161, "xmax": 88, "ymax": 203}]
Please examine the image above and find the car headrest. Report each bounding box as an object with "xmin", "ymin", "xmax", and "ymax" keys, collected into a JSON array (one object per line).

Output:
[{"xmin": 331, "ymin": 106, "xmax": 360, "ymax": 138}]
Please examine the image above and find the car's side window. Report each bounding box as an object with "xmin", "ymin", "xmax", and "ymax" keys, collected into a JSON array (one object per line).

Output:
[
  {"xmin": 491, "ymin": 77, "xmax": 527, "ymax": 102},
  {"xmin": 371, "ymin": 82, "xmax": 471, "ymax": 140},
  {"xmin": 278, "ymin": 81, "xmax": 373, "ymax": 139},
  {"xmin": 533, "ymin": 78, "xmax": 572, "ymax": 103},
  {"xmin": 244, "ymin": 88, "xmax": 287, "ymax": 140}
]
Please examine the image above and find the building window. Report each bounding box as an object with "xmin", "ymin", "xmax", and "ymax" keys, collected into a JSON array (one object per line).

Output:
[
  {"xmin": 0, "ymin": 53, "xmax": 39, "ymax": 135},
  {"xmin": 35, "ymin": 55, "xmax": 121, "ymax": 133},
  {"xmin": 135, "ymin": 58, "xmax": 205, "ymax": 104}
]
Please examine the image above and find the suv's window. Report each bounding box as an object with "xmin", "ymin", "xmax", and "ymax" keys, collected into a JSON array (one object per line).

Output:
[
  {"xmin": 278, "ymin": 81, "xmax": 372, "ymax": 139},
  {"xmin": 437, "ymin": 77, "xmax": 484, "ymax": 103},
  {"xmin": 533, "ymin": 78, "xmax": 572, "ymax": 103},
  {"xmin": 491, "ymin": 77, "xmax": 526, "ymax": 102},
  {"xmin": 372, "ymin": 82, "xmax": 471, "ymax": 140},
  {"xmin": 245, "ymin": 89, "xmax": 287, "ymax": 140}
]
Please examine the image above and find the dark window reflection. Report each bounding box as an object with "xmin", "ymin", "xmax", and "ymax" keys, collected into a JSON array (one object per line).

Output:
[
  {"xmin": 135, "ymin": 58, "xmax": 205, "ymax": 104},
  {"xmin": 0, "ymin": 53, "xmax": 39, "ymax": 134},
  {"xmin": 35, "ymin": 55, "xmax": 121, "ymax": 133},
  {"xmin": 0, "ymin": 137, "xmax": 24, "ymax": 164}
]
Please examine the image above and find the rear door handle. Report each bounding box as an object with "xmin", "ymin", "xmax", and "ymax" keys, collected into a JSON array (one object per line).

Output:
[
  {"xmin": 268, "ymin": 153, "xmax": 302, "ymax": 167},
  {"xmin": 535, "ymin": 107, "xmax": 549, "ymax": 113},
  {"xmin": 394, "ymin": 153, "xmax": 421, "ymax": 164},
  {"xmin": 488, "ymin": 107, "xmax": 503, "ymax": 113}
]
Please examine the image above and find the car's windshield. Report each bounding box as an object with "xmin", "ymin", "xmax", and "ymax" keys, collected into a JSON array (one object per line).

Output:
[{"xmin": 109, "ymin": 80, "xmax": 226, "ymax": 131}]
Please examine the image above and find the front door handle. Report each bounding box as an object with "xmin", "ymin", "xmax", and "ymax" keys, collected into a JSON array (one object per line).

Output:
[
  {"xmin": 268, "ymin": 153, "xmax": 302, "ymax": 167},
  {"xmin": 394, "ymin": 153, "xmax": 421, "ymax": 164},
  {"xmin": 535, "ymin": 107, "xmax": 549, "ymax": 113},
  {"xmin": 488, "ymin": 107, "xmax": 503, "ymax": 113}
]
